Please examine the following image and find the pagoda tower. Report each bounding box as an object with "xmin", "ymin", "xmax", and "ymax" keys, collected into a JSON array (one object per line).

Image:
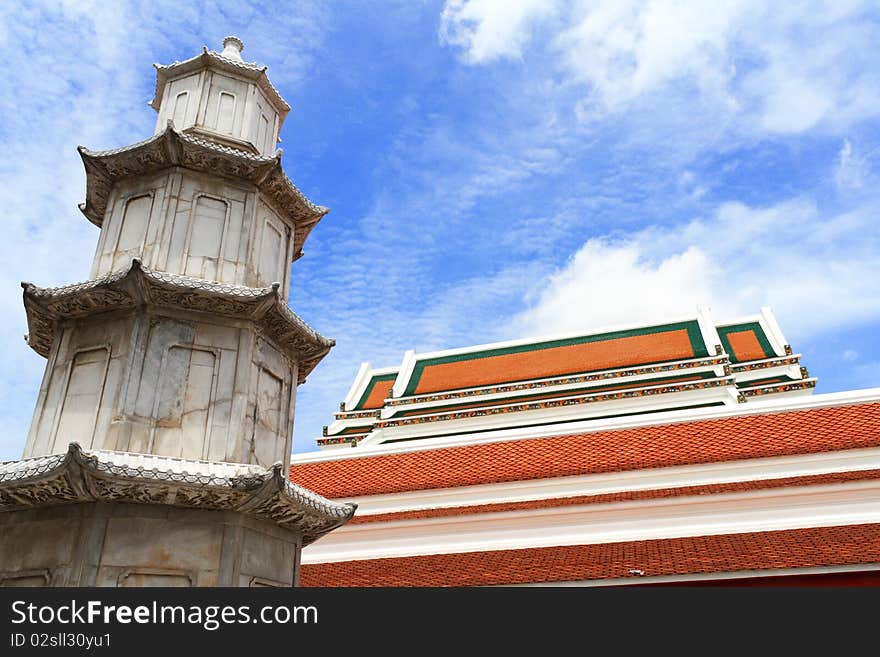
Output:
[{"xmin": 0, "ymin": 38, "xmax": 354, "ymax": 587}]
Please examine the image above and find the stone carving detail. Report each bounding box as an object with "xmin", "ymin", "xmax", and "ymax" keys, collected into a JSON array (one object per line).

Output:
[
  {"xmin": 88, "ymin": 477, "xmax": 172, "ymax": 505},
  {"xmin": 148, "ymin": 289, "xmax": 255, "ymax": 317},
  {"xmin": 251, "ymin": 495, "xmax": 306, "ymax": 529},
  {"xmin": 173, "ymin": 487, "xmax": 252, "ymax": 509},
  {"xmin": 22, "ymin": 260, "xmax": 333, "ymax": 380},
  {"xmin": 180, "ymin": 147, "xmax": 260, "ymax": 179},
  {"xmin": 0, "ymin": 473, "xmax": 79, "ymax": 509},
  {"xmin": 23, "ymin": 311, "xmax": 54, "ymax": 358},
  {"xmin": 45, "ymin": 289, "xmax": 132, "ymax": 317}
]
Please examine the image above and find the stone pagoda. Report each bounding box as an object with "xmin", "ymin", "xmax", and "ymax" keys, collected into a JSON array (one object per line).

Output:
[{"xmin": 0, "ymin": 37, "xmax": 354, "ymax": 587}]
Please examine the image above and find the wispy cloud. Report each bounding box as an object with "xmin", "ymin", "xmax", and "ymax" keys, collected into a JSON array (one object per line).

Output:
[
  {"xmin": 439, "ymin": 0, "xmax": 561, "ymax": 63},
  {"xmin": 513, "ymin": 192, "xmax": 880, "ymax": 345},
  {"xmin": 835, "ymin": 139, "xmax": 868, "ymax": 190},
  {"xmin": 441, "ymin": 0, "xmax": 880, "ymax": 135}
]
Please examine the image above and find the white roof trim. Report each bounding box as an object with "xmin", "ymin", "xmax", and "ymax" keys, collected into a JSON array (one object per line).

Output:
[
  {"xmin": 291, "ymin": 387, "xmax": 880, "ymax": 464},
  {"xmin": 344, "ymin": 446, "xmax": 880, "ymax": 516},
  {"xmin": 343, "ymin": 362, "xmax": 373, "ymax": 411},
  {"xmin": 508, "ymin": 563, "xmax": 880, "ymax": 587},
  {"xmin": 761, "ymin": 305, "xmax": 791, "ymax": 355}
]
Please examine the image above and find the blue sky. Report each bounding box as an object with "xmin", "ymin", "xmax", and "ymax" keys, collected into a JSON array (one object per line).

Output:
[{"xmin": 0, "ymin": 0, "xmax": 879, "ymax": 459}]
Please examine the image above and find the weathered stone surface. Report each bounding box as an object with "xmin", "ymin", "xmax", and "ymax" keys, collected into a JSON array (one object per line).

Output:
[
  {"xmin": 0, "ymin": 503, "xmax": 302, "ymax": 587},
  {"xmin": 22, "ymin": 307, "xmax": 299, "ymax": 469},
  {"xmin": 0, "ymin": 443, "xmax": 353, "ymax": 541},
  {"xmin": 89, "ymin": 169, "xmax": 297, "ymax": 297}
]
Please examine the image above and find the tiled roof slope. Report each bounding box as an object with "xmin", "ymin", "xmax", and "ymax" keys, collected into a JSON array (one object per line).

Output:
[
  {"xmin": 348, "ymin": 468, "xmax": 880, "ymax": 524},
  {"xmin": 300, "ymin": 523, "xmax": 880, "ymax": 586},
  {"xmin": 717, "ymin": 321, "xmax": 776, "ymax": 362},
  {"xmin": 355, "ymin": 373, "xmax": 397, "ymax": 410},
  {"xmin": 290, "ymin": 401, "xmax": 880, "ymax": 498},
  {"xmin": 401, "ymin": 321, "xmax": 708, "ymax": 396}
]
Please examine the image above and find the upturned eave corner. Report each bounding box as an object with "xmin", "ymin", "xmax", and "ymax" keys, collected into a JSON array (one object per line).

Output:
[
  {"xmin": 76, "ymin": 126, "xmax": 327, "ymax": 259},
  {"xmin": 0, "ymin": 442, "xmax": 355, "ymax": 545}
]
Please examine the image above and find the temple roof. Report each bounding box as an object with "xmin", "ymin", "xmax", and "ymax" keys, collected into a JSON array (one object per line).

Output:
[
  {"xmin": 295, "ymin": 395, "xmax": 880, "ymax": 498},
  {"xmin": 300, "ymin": 524, "xmax": 880, "ymax": 586},
  {"xmin": 22, "ymin": 259, "xmax": 334, "ymax": 382},
  {"xmin": 0, "ymin": 443, "xmax": 355, "ymax": 545},
  {"xmin": 77, "ymin": 125, "xmax": 328, "ymax": 261},
  {"xmin": 393, "ymin": 318, "xmax": 713, "ymax": 398},
  {"xmin": 317, "ymin": 307, "xmax": 818, "ymax": 449},
  {"xmin": 717, "ymin": 321, "xmax": 779, "ymax": 362}
]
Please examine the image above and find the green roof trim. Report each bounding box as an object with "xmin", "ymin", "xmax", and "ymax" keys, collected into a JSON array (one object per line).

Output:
[
  {"xmin": 353, "ymin": 372, "xmax": 398, "ymax": 410},
  {"xmin": 403, "ymin": 320, "xmax": 708, "ymax": 396},
  {"xmin": 379, "ymin": 402, "xmax": 726, "ymax": 445},
  {"xmin": 326, "ymin": 425, "xmax": 376, "ymax": 436},
  {"xmin": 390, "ymin": 371, "xmax": 719, "ymax": 418},
  {"xmin": 736, "ymin": 375, "xmax": 800, "ymax": 389}
]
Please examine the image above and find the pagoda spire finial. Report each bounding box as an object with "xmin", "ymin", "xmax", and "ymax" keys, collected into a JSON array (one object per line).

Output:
[{"xmin": 221, "ymin": 35, "xmax": 244, "ymax": 61}]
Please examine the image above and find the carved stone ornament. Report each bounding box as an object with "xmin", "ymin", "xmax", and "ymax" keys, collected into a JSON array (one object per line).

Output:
[
  {"xmin": 21, "ymin": 258, "xmax": 334, "ymax": 381},
  {"xmin": 0, "ymin": 443, "xmax": 355, "ymax": 545},
  {"xmin": 77, "ymin": 125, "xmax": 327, "ymax": 259}
]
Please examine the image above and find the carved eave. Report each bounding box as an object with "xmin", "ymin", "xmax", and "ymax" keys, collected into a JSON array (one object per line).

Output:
[
  {"xmin": 149, "ymin": 48, "xmax": 290, "ymax": 122},
  {"xmin": 77, "ymin": 126, "xmax": 328, "ymax": 260},
  {"xmin": 0, "ymin": 443, "xmax": 355, "ymax": 545},
  {"xmin": 22, "ymin": 259, "xmax": 335, "ymax": 382}
]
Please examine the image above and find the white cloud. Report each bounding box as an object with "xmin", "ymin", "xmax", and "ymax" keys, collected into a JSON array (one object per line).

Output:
[
  {"xmin": 554, "ymin": 0, "xmax": 748, "ymax": 110},
  {"xmin": 514, "ymin": 241, "xmax": 713, "ymax": 333},
  {"xmin": 514, "ymin": 197, "xmax": 880, "ymax": 345},
  {"xmin": 754, "ymin": 76, "xmax": 832, "ymax": 134},
  {"xmin": 440, "ymin": 0, "xmax": 880, "ymax": 135},
  {"xmin": 439, "ymin": 0, "xmax": 560, "ymax": 63},
  {"xmin": 835, "ymin": 139, "xmax": 867, "ymax": 190}
]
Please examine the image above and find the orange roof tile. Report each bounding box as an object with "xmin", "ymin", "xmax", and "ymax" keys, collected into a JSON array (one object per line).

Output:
[
  {"xmin": 412, "ymin": 328, "xmax": 698, "ymax": 395},
  {"xmin": 359, "ymin": 378, "xmax": 395, "ymax": 410},
  {"xmin": 717, "ymin": 321, "xmax": 776, "ymax": 363},
  {"xmin": 290, "ymin": 402, "xmax": 880, "ymax": 498},
  {"xmin": 300, "ymin": 523, "xmax": 880, "ymax": 586},
  {"xmin": 726, "ymin": 329, "xmax": 770, "ymax": 362},
  {"xmin": 290, "ymin": 401, "xmax": 880, "ymax": 498},
  {"xmin": 349, "ymin": 468, "xmax": 880, "ymax": 524}
]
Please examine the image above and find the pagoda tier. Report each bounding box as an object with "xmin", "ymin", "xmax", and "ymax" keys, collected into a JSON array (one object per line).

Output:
[
  {"xmin": 21, "ymin": 259, "xmax": 333, "ymax": 469},
  {"xmin": 78, "ymin": 123, "xmax": 327, "ymax": 279},
  {"xmin": 0, "ymin": 443, "xmax": 354, "ymax": 547},
  {"xmin": 0, "ymin": 443, "xmax": 353, "ymax": 586},
  {"xmin": 318, "ymin": 307, "xmax": 815, "ymax": 449},
  {"xmin": 149, "ymin": 36, "xmax": 290, "ymax": 157},
  {"xmin": 22, "ymin": 258, "xmax": 333, "ymax": 379}
]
